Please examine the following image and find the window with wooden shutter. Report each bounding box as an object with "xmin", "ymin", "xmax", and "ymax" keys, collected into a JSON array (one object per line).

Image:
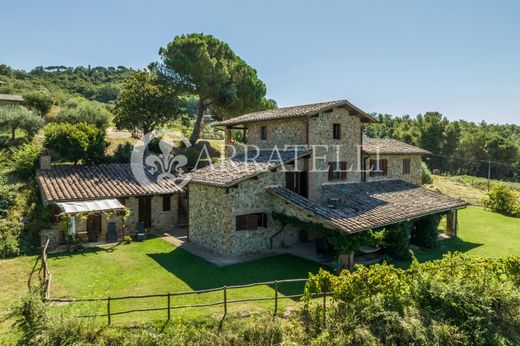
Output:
[
  {"xmin": 340, "ymin": 161, "xmax": 347, "ymax": 180},
  {"xmin": 381, "ymin": 159, "xmax": 388, "ymax": 176},
  {"xmin": 162, "ymin": 195, "xmax": 171, "ymax": 211},
  {"xmin": 369, "ymin": 159, "xmax": 387, "ymax": 176},
  {"xmin": 261, "ymin": 126, "xmax": 267, "ymax": 140},
  {"xmin": 402, "ymin": 158, "xmax": 410, "ymax": 175},
  {"xmin": 332, "ymin": 123, "xmax": 341, "ymax": 139},
  {"xmin": 236, "ymin": 215, "xmax": 247, "ymax": 230},
  {"xmin": 246, "ymin": 214, "xmax": 258, "ymax": 230}
]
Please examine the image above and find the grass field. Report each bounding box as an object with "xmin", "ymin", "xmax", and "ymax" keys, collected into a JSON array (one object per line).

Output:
[
  {"xmin": 431, "ymin": 175, "xmax": 520, "ymax": 205},
  {"xmin": 46, "ymin": 238, "xmax": 323, "ymax": 325}
]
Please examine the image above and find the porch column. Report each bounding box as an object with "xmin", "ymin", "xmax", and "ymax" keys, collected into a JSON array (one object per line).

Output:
[
  {"xmin": 225, "ymin": 127, "xmax": 233, "ymax": 158},
  {"xmin": 339, "ymin": 252, "xmax": 355, "ymax": 271},
  {"xmin": 446, "ymin": 209, "xmax": 458, "ymax": 237}
]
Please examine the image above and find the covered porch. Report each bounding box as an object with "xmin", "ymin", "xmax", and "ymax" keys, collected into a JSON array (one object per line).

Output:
[
  {"xmin": 42, "ymin": 199, "xmax": 128, "ymax": 248},
  {"xmin": 267, "ymin": 180, "xmax": 469, "ymax": 268}
]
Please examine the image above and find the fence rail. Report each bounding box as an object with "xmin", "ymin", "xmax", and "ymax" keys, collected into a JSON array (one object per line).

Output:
[{"xmin": 45, "ymin": 278, "xmax": 322, "ymax": 325}]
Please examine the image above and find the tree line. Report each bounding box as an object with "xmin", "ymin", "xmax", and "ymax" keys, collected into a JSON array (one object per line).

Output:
[{"xmin": 365, "ymin": 113, "xmax": 520, "ymax": 181}]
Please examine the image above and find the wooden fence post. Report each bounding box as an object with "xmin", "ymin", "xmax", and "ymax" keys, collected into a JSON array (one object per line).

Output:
[
  {"xmin": 274, "ymin": 280, "xmax": 278, "ymax": 316},
  {"xmin": 167, "ymin": 293, "xmax": 171, "ymax": 321},
  {"xmin": 223, "ymin": 286, "xmax": 227, "ymax": 318},
  {"xmin": 322, "ymin": 286, "xmax": 326, "ymax": 322},
  {"xmin": 107, "ymin": 297, "xmax": 111, "ymax": 325}
]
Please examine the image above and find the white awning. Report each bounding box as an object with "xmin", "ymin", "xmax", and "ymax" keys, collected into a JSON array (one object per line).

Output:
[{"xmin": 56, "ymin": 199, "xmax": 126, "ymax": 215}]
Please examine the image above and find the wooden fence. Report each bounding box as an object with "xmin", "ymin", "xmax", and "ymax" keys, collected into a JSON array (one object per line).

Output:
[
  {"xmin": 41, "ymin": 238, "xmax": 52, "ymax": 299},
  {"xmin": 45, "ymin": 278, "xmax": 328, "ymax": 325}
]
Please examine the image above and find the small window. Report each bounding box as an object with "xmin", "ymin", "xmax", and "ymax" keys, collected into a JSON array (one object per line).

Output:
[
  {"xmin": 236, "ymin": 213, "xmax": 268, "ymax": 230},
  {"xmin": 162, "ymin": 195, "xmax": 171, "ymax": 211},
  {"xmin": 328, "ymin": 161, "xmax": 347, "ymax": 181},
  {"xmin": 369, "ymin": 159, "xmax": 388, "ymax": 177},
  {"xmin": 261, "ymin": 126, "xmax": 267, "ymax": 140},
  {"xmin": 332, "ymin": 123, "xmax": 341, "ymax": 139},
  {"xmin": 402, "ymin": 159, "xmax": 411, "ymax": 175}
]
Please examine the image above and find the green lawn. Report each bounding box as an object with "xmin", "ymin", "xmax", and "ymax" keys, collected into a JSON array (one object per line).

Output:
[
  {"xmin": 411, "ymin": 206, "xmax": 520, "ymax": 262},
  {"xmin": 47, "ymin": 237, "xmax": 324, "ymax": 324}
]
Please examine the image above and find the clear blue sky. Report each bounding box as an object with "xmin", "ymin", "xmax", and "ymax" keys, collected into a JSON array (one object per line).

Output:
[{"xmin": 2, "ymin": 0, "xmax": 519, "ymax": 124}]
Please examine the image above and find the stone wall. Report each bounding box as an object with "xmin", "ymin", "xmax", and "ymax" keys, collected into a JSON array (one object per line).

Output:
[
  {"xmin": 246, "ymin": 118, "xmax": 307, "ymax": 149},
  {"xmin": 364, "ymin": 154, "xmax": 422, "ymax": 185},
  {"xmin": 188, "ymin": 183, "xmax": 231, "ymax": 254},
  {"xmin": 307, "ymin": 108, "xmax": 363, "ymax": 200}
]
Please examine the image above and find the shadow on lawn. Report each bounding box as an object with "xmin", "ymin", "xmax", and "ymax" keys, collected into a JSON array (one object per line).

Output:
[
  {"xmin": 396, "ymin": 237, "xmax": 483, "ymax": 268},
  {"xmin": 147, "ymin": 247, "xmax": 323, "ymax": 298},
  {"xmin": 48, "ymin": 243, "xmax": 121, "ymax": 260}
]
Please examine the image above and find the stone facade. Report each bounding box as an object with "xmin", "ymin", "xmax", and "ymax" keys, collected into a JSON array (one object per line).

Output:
[
  {"xmin": 246, "ymin": 118, "xmax": 307, "ymax": 149},
  {"xmin": 364, "ymin": 154, "xmax": 422, "ymax": 185},
  {"xmin": 307, "ymin": 108, "xmax": 363, "ymax": 199},
  {"xmin": 190, "ymin": 107, "xmax": 427, "ymax": 255}
]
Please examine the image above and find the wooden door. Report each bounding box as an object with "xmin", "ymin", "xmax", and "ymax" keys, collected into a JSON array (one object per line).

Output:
[
  {"xmin": 86, "ymin": 214, "xmax": 101, "ymax": 242},
  {"xmin": 138, "ymin": 197, "xmax": 152, "ymax": 228}
]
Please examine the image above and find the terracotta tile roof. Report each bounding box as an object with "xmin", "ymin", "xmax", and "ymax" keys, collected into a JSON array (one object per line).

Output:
[
  {"xmin": 37, "ymin": 163, "xmax": 181, "ymax": 203},
  {"xmin": 214, "ymin": 100, "xmax": 376, "ymax": 126},
  {"xmin": 267, "ymin": 180, "xmax": 468, "ymax": 233},
  {"xmin": 362, "ymin": 138, "xmax": 431, "ymax": 155},
  {"xmin": 0, "ymin": 94, "xmax": 24, "ymax": 102},
  {"xmin": 185, "ymin": 148, "xmax": 311, "ymax": 187}
]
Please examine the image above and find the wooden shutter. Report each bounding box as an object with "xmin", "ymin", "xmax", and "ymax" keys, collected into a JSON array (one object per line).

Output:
[
  {"xmin": 340, "ymin": 161, "xmax": 347, "ymax": 180},
  {"xmin": 162, "ymin": 195, "xmax": 171, "ymax": 211},
  {"xmin": 328, "ymin": 162, "xmax": 334, "ymax": 181},
  {"xmin": 403, "ymin": 159, "xmax": 410, "ymax": 174},
  {"xmin": 285, "ymin": 172, "xmax": 295, "ymax": 191},
  {"xmin": 369, "ymin": 160, "xmax": 376, "ymax": 177},
  {"xmin": 236, "ymin": 215, "xmax": 246, "ymax": 231},
  {"xmin": 246, "ymin": 214, "xmax": 258, "ymax": 230},
  {"xmin": 382, "ymin": 159, "xmax": 388, "ymax": 176},
  {"xmin": 259, "ymin": 213, "xmax": 268, "ymax": 228}
]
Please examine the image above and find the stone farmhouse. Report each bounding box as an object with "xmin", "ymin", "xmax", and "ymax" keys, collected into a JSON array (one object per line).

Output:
[
  {"xmin": 37, "ymin": 99, "xmax": 467, "ymax": 264},
  {"xmin": 185, "ymin": 100, "xmax": 468, "ymax": 258}
]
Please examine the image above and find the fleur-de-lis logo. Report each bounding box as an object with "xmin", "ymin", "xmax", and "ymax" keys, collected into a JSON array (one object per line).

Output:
[
  {"xmin": 145, "ymin": 139, "xmax": 189, "ymax": 183},
  {"xmin": 130, "ymin": 130, "xmax": 191, "ymax": 190}
]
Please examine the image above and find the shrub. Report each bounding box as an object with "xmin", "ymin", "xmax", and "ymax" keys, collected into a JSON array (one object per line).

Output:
[
  {"xmin": 15, "ymin": 291, "xmax": 48, "ymax": 345},
  {"xmin": 54, "ymin": 98, "xmax": 110, "ymax": 129},
  {"xmin": 304, "ymin": 254, "xmax": 520, "ymax": 345},
  {"xmin": 421, "ymin": 161, "xmax": 433, "ymax": 184},
  {"xmin": 9, "ymin": 142, "xmax": 43, "ymax": 179},
  {"xmin": 411, "ymin": 213, "xmax": 443, "ymax": 248},
  {"xmin": 482, "ymin": 184, "xmax": 519, "ymax": 217},
  {"xmin": 44, "ymin": 122, "xmax": 107, "ymax": 164},
  {"xmin": 0, "ymin": 230, "xmax": 20, "ymax": 258},
  {"xmin": 23, "ymin": 90, "xmax": 54, "ymax": 115},
  {"xmin": 111, "ymin": 142, "xmax": 133, "ymax": 163},
  {"xmin": 0, "ymin": 179, "xmax": 17, "ymax": 218},
  {"xmin": 382, "ymin": 221, "xmax": 412, "ymax": 260}
]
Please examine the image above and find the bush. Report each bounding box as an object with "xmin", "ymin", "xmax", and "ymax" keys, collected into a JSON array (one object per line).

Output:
[
  {"xmin": 411, "ymin": 213, "xmax": 443, "ymax": 248},
  {"xmin": 9, "ymin": 142, "xmax": 43, "ymax": 179},
  {"xmin": 44, "ymin": 122, "xmax": 107, "ymax": 164},
  {"xmin": 421, "ymin": 161, "xmax": 433, "ymax": 184},
  {"xmin": 23, "ymin": 90, "xmax": 54, "ymax": 115},
  {"xmin": 482, "ymin": 184, "xmax": 519, "ymax": 217},
  {"xmin": 304, "ymin": 254, "xmax": 520, "ymax": 345},
  {"xmin": 15, "ymin": 291, "xmax": 48, "ymax": 345},
  {"xmin": 382, "ymin": 221, "xmax": 412, "ymax": 260},
  {"xmin": 111, "ymin": 142, "xmax": 133, "ymax": 163},
  {"xmin": 53, "ymin": 98, "xmax": 111, "ymax": 129}
]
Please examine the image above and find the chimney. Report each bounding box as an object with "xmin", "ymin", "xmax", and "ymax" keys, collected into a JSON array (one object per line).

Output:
[{"xmin": 39, "ymin": 149, "xmax": 51, "ymax": 170}]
